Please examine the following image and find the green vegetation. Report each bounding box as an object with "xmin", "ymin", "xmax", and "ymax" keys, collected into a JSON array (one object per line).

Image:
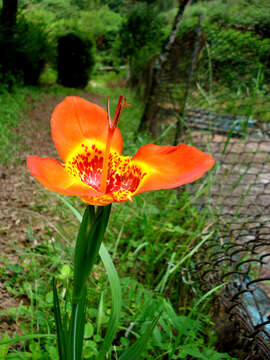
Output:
[
  {"xmin": 177, "ymin": 0, "xmax": 270, "ymax": 123},
  {"xmin": 0, "ymin": 87, "xmax": 39, "ymax": 164},
  {"xmin": 0, "ymin": 0, "xmax": 269, "ymax": 358}
]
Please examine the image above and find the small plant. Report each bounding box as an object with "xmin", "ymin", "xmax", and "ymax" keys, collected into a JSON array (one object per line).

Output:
[{"xmin": 24, "ymin": 95, "xmax": 214, "ymax": 358}]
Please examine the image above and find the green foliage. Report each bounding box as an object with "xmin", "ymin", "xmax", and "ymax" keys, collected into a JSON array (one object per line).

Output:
[
  {"xmin": 0, "ymin": 87, "xmax": 36, "ymax": 164},
  {"xmin": 0, "ymin": 14, "xmax": 50, "ymax": 88},
  {"xmin": 0, "ymin": 190, "xmax": 232, "ymax": 359},
  {"xmin": 201, "ymin": 25, "xmax": 270, "ymax": 87},
  {"xmin": 178, "ymin": 0, "xmax": 270, "ymax": 88},
  {"xmin": 22, "ymin": 3, "xmax": 123, "ymax": 71},
  {"xmin": 15, "ymin": 15, "xmax": 50, "ymax": 85}
]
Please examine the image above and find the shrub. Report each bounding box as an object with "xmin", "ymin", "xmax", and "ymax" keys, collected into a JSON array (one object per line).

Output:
[
  {"xmin": 0, "ymin": 15, "xmax": 49, "ymax": 88},
  {"xmin": 57, "ymin": 33, "xmax": 95, "ymax": 88},
  {"xmin": 16, "ymin": 16, "xmax": 50, "ymax": 85},
  {"xmin": 201, "ymin": 25, "xmax": 270, "ymax": 87},
  {"xmin": 178, "ymin": 0, "xmax": 270, "ymax": 88}
]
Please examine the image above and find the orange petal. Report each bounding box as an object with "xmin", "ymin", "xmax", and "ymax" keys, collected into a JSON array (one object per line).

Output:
[
  {"xmin": 132, "ymin": 144, "xmax": 215, "ymax": 195},
  {"xmin": 51, "ymin": 96, "xmax": 123, "ymax": 162},
  {"xmin": 27, "ymin": 156, "xmax": 101, "ymax": 197}
]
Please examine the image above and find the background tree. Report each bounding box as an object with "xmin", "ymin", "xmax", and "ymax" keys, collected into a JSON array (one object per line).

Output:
[{"xmin": 0, "ymin": 0, "xmax": 49, "ymax": 88}]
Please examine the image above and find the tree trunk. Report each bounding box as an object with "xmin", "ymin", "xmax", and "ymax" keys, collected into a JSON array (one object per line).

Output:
[{"xmin": 138, "ymin": 0, "xmax": 192, "ymax": 133}]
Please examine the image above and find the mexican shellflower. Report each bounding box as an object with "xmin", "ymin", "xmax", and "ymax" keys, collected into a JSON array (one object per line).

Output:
[{"xmin": 27, "ymin": 96, "xmax": 214, "ymax": 206}]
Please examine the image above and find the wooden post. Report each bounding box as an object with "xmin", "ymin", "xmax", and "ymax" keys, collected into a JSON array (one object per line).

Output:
[
  {"xmin": 174, "ymin": 14, "xmax": 203, "ymax": 145},
  {"xmin": 138, "ymin": 0, "xmax": 192, "ymax": 133}
]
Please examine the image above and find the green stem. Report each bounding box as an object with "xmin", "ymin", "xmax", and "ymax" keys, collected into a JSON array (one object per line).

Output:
[
  {"xmin": 68, "ymin": 204, "xmax": 112, "ymax": 360},
  {"xmin": 68, "ymin": 286, "xmax": 87, "ymax": 360}
]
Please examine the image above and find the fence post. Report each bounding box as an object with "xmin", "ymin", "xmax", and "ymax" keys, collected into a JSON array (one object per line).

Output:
[
  {"xmin": 138, "ymin": 0, "xmax": 192, "ymax": 133},
  {"xmin": 174, "ymin": 14, "xmax": 204, "ymax": 145}
]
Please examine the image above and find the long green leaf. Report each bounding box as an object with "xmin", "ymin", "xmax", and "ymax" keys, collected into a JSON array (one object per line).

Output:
[
  {"xmin": 0, "ymin": 334, "xmax": 56, "ymax": 346},
  {"xmin": 68, "ymin": 286, "xmax": 87, "ymax": 360},
  {"xmin": 222, "ymin": 119, "xmax": 240, "ymax": 155},
  {"xmin": 97, "ymin": 291, "xmax": 105, "ymax": 336},
  {"xmin": 72, "ymin": 205, "xmax": 111, "ymax": 303},
  {"xmin": 0, "ymin": 334, "xmax": 9, "ymax": 359},
  {"xmin": 52, "ymin": 278, "xmax": 67, "ymax": 360},
  {"xmin": 69, "ymin": 205, "xmax": 111, "ymax": 360},
  {"xmin": 55, "ymin": 195, "xmax": 82, "ymax": 221},
  {"xmin": 72, "ymin": 205, "xmax": 95, "ymax": 302},
  {"xmin": 97, "ymin": 243, "xmax": 122, "ymax": 360},
  {"xmin": 118, "ymin": 313, "xmax": 161, "ymax": 360}
]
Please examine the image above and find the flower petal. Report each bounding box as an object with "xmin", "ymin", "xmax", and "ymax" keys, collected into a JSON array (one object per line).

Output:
[
  {"xmin": 27, "ymin": 156, "xmax": 101, "ymax": 196},
  {"xmin": 51, "ymin": 96, "xmax": 123, "ymax": 162},
  {"xmin": 132, "ymin": 144, "xmax": 215, "ymax": 195}
]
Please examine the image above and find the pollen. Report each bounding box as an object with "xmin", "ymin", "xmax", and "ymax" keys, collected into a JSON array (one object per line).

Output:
[{"xmin": 65, "ymin": 140, "xmax": 147, "ymax": 204}]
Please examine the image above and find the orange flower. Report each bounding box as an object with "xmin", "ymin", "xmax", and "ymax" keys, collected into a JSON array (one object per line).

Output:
[{"xmin": 27, "ymin": 96, "xmax": 214, "ymax": 206}]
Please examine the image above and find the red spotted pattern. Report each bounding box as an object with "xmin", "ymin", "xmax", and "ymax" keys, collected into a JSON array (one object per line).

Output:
[{"xmin": 66, "ymin": 143, "xmax": 146, "ymax": 198}]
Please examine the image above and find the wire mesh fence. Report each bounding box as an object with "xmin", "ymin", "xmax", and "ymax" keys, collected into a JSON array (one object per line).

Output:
[
  {"xmin": 189, "ymin": 131, "xmax": 270, "ymax": 359},
  {"xmin": 143, "ymin": 8, "xmax": 270, "ymax": 358}
]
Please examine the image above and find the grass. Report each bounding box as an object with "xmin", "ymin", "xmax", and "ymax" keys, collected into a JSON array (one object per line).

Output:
[
  {"xmin": 1, "ymin": 189, "xmax": 226, "ymax": 359},
  {"xmin": 0, "ymin": 74, "xmax": 236, "ymax": 359},
  {"xmin": 0, "ymin": 87, "xmax": 36, "ymax": 165},
  {"xmin": 187, "ymin": 79, "xmax": 270, "ymax": 123}
]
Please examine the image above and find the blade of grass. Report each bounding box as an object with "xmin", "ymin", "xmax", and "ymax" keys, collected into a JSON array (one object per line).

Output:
[
  {"xmin": 155, "ymin": 252, "xmax": 176, "ymax": 293},
  {"xmin": 118, "ymin": 312, "xmax": 161, "ymax": 360},
  {"xmin": 0, "ymin": 334, "xmax": 9, "ymax": 359},
  {"xmin": 55, "ymin": 194, "xmax": 82, "ymax": 221},
  {"xmin": 0, "ymin": 334, "xmax": 56, "ymax": 346},
  {"xmin": 191, "ymin": 282, "xmax": 227, "ymax": 314},
  {"xmin": 169, "ymin": 232, "xmax": 214, "ymax": 275},
  {"xmin": 222, "ymin": 119, "xmax": 241, "ymax": 155}
]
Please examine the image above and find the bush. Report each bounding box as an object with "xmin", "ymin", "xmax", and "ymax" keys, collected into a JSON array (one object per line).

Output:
[
  {"xmin": 0, "ymin": 15, "xmax": 49, "ymax": 88},
  {"xmin": 202, "ymin": 25, "xmax": 270, "ymax": 87},
  {"xmin": 57, "ymin": 33, "xmax": 95, "ymax": 88},
  {"xmin": 178, "ymin": 0, "xmax": 270, "ymax": 88}
]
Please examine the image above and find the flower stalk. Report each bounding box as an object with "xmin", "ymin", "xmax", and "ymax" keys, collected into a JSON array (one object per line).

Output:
[{"xmin": 54, "ymin": 204, "xmax": 112, "ymax": 360}]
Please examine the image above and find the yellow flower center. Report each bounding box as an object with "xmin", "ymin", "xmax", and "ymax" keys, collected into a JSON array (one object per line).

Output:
[{"xmin": 65, "ymin": 140, "xmax": 147, "ymax": 204}]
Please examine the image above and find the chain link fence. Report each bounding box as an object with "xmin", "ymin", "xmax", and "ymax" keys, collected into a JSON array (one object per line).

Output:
[{"xmin": 143, "ymin": 9, "xmax": 270, "ymax": 358}]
